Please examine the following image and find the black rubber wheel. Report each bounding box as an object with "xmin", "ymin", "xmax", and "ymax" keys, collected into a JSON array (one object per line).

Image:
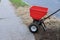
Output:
[{"xmin": 29, "ymin": 23, "xmax": 38, "ymax": 33}]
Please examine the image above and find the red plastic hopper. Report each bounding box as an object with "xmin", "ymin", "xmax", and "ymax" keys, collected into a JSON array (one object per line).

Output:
[{"xmin": 30, "ymin": 6, "xmax": 48, "ymax": 20}]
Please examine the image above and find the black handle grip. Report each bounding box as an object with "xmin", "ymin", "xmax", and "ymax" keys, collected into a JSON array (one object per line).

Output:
[{"xmin": 43, "ymin": 9, "xmax": 60, "ymax": 21}]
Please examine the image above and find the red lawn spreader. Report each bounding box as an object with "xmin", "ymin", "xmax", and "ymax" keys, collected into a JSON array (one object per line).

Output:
[{"xmin": 29, "ymin": 6, "xmax": 60, "ymax": 33}]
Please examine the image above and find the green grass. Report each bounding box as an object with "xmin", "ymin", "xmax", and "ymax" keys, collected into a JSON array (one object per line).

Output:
[{"xmin": 10, "ymin": 0, "xmax": 28, "ymax": 8}]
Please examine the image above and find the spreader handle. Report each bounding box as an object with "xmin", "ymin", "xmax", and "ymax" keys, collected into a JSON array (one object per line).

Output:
[{"xmin": 43, "ymin": 9, "xmax": 60, "ymax": 21}]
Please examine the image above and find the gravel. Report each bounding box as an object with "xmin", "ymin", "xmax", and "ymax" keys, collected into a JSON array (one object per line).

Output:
[{"xmin": 16, "ymin": 6, "xmax": 60, "ymax": 40}]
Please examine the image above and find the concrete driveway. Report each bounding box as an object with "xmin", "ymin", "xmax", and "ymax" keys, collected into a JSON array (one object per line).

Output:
[{"xmin": 0, "ymin": 0, "xmax": 35, "ymax": 40}]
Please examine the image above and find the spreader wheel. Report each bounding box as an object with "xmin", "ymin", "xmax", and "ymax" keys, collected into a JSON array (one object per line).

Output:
[{"xmin": 29, "ymin": 23, "xmax": 38, "ymax": 33}]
